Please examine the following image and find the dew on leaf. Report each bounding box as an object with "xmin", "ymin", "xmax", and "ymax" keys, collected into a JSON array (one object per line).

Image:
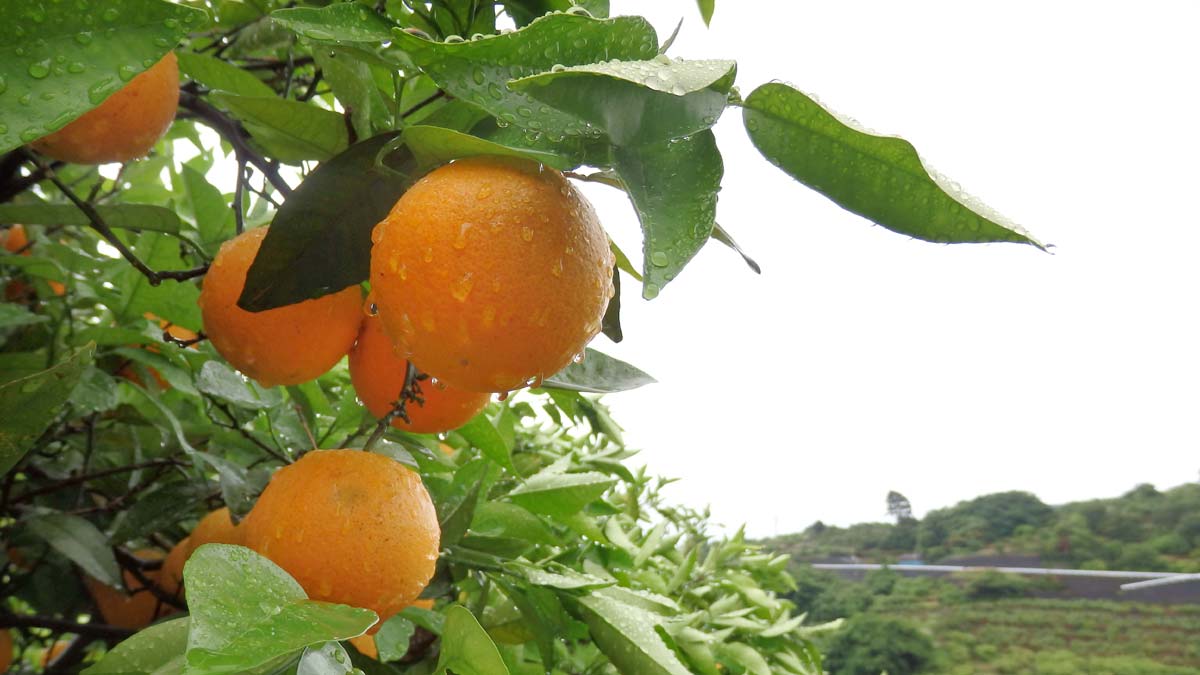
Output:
[
  {"xmin": 101, "ymin": 7, "xmax": 118, "ymax": 21},
  {"xmin": 74, "ymin": 31, "xmax": 93, "ymax": 45}
]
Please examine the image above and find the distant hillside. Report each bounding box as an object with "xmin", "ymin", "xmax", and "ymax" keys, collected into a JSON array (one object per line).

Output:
[{"xmin": 763, "ymin": 481, "xmax": 1200, "ymax": 572}]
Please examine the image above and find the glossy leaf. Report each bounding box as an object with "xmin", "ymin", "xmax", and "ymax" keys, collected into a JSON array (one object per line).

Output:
[
  {"xmin": 372, "ymin": 615, "xmax": 414, "ymax": 663},
  {"xmin": 209, "ymin": 93, "xmax": 349, "ymax": 164},
  {"xmin": 391, "ymin": 13, "xmax": 657, "ymax": 139},
  {"xmin": 0, "ymin": 203, "xmax": 181, "ymax": 234},
  {"xmin": 434, "ymin": 605, "xmax": 511, "ymax": 675},
  {"xmin": 312, "ymin": 49, "xmax": 391, "ymax": 140},
  {"xmin": 742, "ymin": 82, "xmax": 1043, "ymax": 247},
  {"xmin": 510, "ymin": 58, "xmax": 735, "ymax": 145},
  {"xmin": 26, "ymin": 510, "xmax": 120, "ymax": 586},
  {"xmin": 611, "ymin": 130, "xmax": 722, "ymax": 298},
  {"xmin": 177, "ymin": 51, "xmax": 274, "ymax": 97},
  {"xmin": 470, "ymin": 501, "xmax": 557, "ymax": 545},
  {"xmin": 572, "ymin": 592, "xmax": 692, "ymax": 675},
  {"xmin": 507, "ymin": 470, "xmax": 615, "ymax": 517},
  {"xmin": 402, "ymin": 124, "xmax": 576, "ymax": 171},
  {"xmin": 456, "ymin": 414, "xmax": 516, "ymax": 474},
  {"xmin": 601, "ymin": 267, "xmax": 623, "ymax": 342},
  {"xmin": 296, "ymin": 642, "xmax": 354, "ymax": 675},
  {"xmin": 0, "ymin": 0, "xmax": 205, "ymax": 154},
  {"xmin": 697, "ymin": 0, "xmax": 715, "ymax": 25},
  {"xmin": 542, "ymin": 348, "xmax": 655, "ymax": 394},
  {"xmin": 711, "ymin": 222, "xmax": 761, "ymax": 274},
  {"xmin": 185, "ymin": 544, "xmax": 377, "ymax": 674},
  {"xmin": 239, "ymin": 132, "xmax": 411, "ymax": 311},
  {"xmin": 196, "ymin": 361, "xmax": 283, "ymax": 411},
  {"xmin": 84, "ymin": 616, "xmax": 191, "ymax": 675},
  {"xmin": 271, "ymin": 4, "xmax": 394, "ymax": 43},
  {"xmin": 0, "ymin": 343, "xmax": 94, "ymax": 476}
]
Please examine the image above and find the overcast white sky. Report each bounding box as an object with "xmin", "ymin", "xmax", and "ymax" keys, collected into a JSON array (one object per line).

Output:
[{"xmin": 584, "ymin": 1, "xmax": 1200, "ymax": 536}]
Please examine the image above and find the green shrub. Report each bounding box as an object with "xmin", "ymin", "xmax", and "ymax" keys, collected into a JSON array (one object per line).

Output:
[{"xmin": 823, "ymin": 615, "xmax": 935, "ymax": 675}]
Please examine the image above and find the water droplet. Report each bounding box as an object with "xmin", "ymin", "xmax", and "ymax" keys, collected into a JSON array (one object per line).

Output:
[
  {"xmin": 550, "ymin": 259, "xmax": 563, "ymax": 277},
  {"xmin": 423, "ymin": 248, "xmax": 433, "ymax": 263},
  {"xmin": 118, "ymin": 64, "xmax": 139, "ymax": 81},
  {"xmin": 476, "ymin": 186, "xmax": 491, "ymax": 200},
  {"xmin": 101, "ymin": 7, "xmax": 118, "ymax": 21},
  {"xmin": 67, "ymin": 62, "xmax": 85, "ymax": 74},
  {"xmin": 650, "ymin": 251, "xmax": 669, "ymax": 267},
  {"xmin": 444, "ymin": 35, "xmax": 465, "ymax": 43},
  {"xmin": 482, "ymin": 306, "xmax": 496, "ymax": 327},
  {"xmin": 453, "ymin": 222, "xmax": 472, "ymax": 250},
  {"xmin": 163, "ymin": 18, "xmax": 179, "ymax": 29},
  {"xmin": 364, "ymin": 302, "xmax": 378, "ymax": 317},
  {"xmin": 397, "ymin": 262, "xmax": 408, "ymax": 280},
  {"xmin": 450, "ymin": 272, "xmax": 474, "ymax": 301},
  {"xmin": 19, "ymin": 128, "xmax": 43, "ymax": 143},
  {"xmin": 643, "ymin": 283, "xmax": 661, "ymax": 299},
  {"xmin": 472, "ymin": 67, "xmax": 486, "ymax": 85},
  {"xmin": 497, "ymin": 391, "xmax": 510, "ymax": 402},
  {"xmin": 520, "ymin": 226, "xmax": 534, "ymax": 242},
  {"xmin": 74, "ymin": 31, "xmax": 93, "ymax": 45},
  {"xmin": 487, "ymin": 82, "xmax": 504, "ymax": 100},
  {"xmin": 27, "ymin": 61, "xmax": 51, "ymax": 79},
  {"xmin": 572, "ymin": 352, "xmax": 586, "ymax": 364},
  {"xmin": 18, "ymin": 94, "xmax": 31, "ymax": 106},
  {"xmin": 88, "ymin": 77, "xmax": 116, "ymax": 103}
]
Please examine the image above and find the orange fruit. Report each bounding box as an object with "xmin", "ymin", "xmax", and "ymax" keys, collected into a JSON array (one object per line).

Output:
[
  {"xmin": 160, "ymin": 536, "xmax": 190, "ymax": 601},
  {"xmin": 346, "ymin": 599, "xmax": 433, "ymax": 660},
  {"xmin": 84, "ymin": 549, "xmax": 174, "ymax": 630},
  {"xmin": 349, "ymin": 315, "xmax": 490, "ymax": 434},
  {"xmin": 30, "ymin": 52, "xmax": 179, "ymax": 164},
  {"xmin": 41, "ymin": 640, "xmax": 68, "ymax": 668},
  {"xmin": 242, "ymin": 450, "xmax": 439, "ymax": 631},
  {"xmin": 0, "ymin": 631, "xmax": 12, "ymax": 672},
  {"xmin": 369, "ymin": 156, "xmax": 614, "ymax": 393},
  {"xmin": 199, "ymin": 227, "xmax": 364, "ymax": 387},
  {"xmin": 1, "ymin": 225, "xmax": 29, "ymax": 254}
]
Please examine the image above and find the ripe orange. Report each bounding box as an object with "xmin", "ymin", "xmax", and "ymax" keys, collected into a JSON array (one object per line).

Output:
[
  {"xmin": 0, "ymin": 631, "xmax": 12, "ymax": 672},
  {"xmin": 349, "ymin": 315, "xmax": 490, "ymax": 434},
  {"xmin": 199, "ymin": 227, "xmax": 364, "ymax": 387},
  {"xmin": 30, "ymin": 52, "xmax": 179, "ymax": 164},
  {"xmin": 1, "ymin": 225, "xmax": 29, "ymax": 254},
  {"xmin": 84, "ymin": 549, "xmax": 174, "ymax": 630},
  {"xmin": 160, "ymin": 507, "xmax": 243, "ymax": 598},
  {"xmin": 369, "ymin": 156, "xmax": 614, "ymax": 393},
  {"xmin": 242, "ymin": 450, "xmax": 439, "ymax": 631}
]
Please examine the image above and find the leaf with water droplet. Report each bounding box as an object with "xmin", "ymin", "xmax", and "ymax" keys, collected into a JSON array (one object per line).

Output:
[
  {"xmin": 742, "ymin": 82, "xmax": 1045, "ymax": 248},
  {"xmin": 0, "ymin": 0, "xmax": 207, "ymax": 154},
  {"xmin": 433, "ymin": 606, "xmax": 512, "ymax": 675},
  {"xmin": 567, "ymin": 591, "xmax": 693, "ymax": 675},
  {"xmin": 610, "ymin": 130, "xmax": 722, "ymax": 298},
  {"xmin": 0, "ymin": 342, "xmax": 95, "ymax": 475},
  {"xmin": 270, "ymin": 4, "xmax": 394, "ymax": 43},
  {"xmin": 391, "ymin": 13, "xmax": 657, "ymax": 143},
  {"xmin": 510, "ymin": 58, "xmax": 735, "ymax": 145},
  {"xmin": 86, "ymin": 616, "xmax": 191, "ymax": 674},
  {"xmin": 185, "ymin": 544, "xmax": 377, "ymax": 674}
]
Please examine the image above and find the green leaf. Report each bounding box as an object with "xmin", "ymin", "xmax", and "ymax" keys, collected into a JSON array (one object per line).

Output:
[
  {"xmin": 697, "ymin": 0, "xmax": 715, "ymax": 26},
  {"xmin": 238, "ymin": 132, "xmax": 410, "ymax": 311},
  {"xmin": 116, "ymin": 231, "xmax": 203, "ymax": 330},
  {"xmin": 611, "ymin": 130, "xmax": 722, "ymax": 298},
  {"xmin": 0, "ymin": 303, "xmax": 49, "ymax": 329},
  {"xmin": 0, "ymin": 0, "xmax": 206, "ymax": 155},
  {"xmin": 196, "ymin": 361, "xmax": 284, "ymax": 411},
  {"xmin": 185, "ymin": 544, "xmax": 377, "ymax": 674},
  {"xmin": 271, "ymin": 4, "xmax": 394, "ymax": 42},
  {"xmin": 177, "ymin": 51, "xmax": 275, "ymax": 97},
  {"xmin": 470, "ymin": 501, "xmax": 557, "ymax": 545},
  {"xmin": 297, "ymin": 641, "xmax": 354, "ymax": 675},
  {"xmin": 715, "ymin": 643, "xmax": 771, "ymax": 675},
  {"xmin": 0, "ymin": 343, "xmax": 94, "ymax": 475},
  {"xmin": 456, "ymin": 414, "xmax": 516, "ymax": 475},
  {"xmin": 542, "ymin": 348, "xmax": 654, "ymax": 393},
  {"xmin": 434, "ymin": 605, "xmax": 511, "ymax": 675},
  {"xmin": 178, "ymin": 165, "xmax": 234, "ymax": 255},
  {"xmin": 437, "ymin": 458, "xmax": 488, "ymax": 548},
  {"xmin": 742, "ymin": 82, "xmax": 1043, "ymax": 247},
  {"xmin": 507, "ymin": 470, "xmax": 615, "ymax": 517},
  {"xmin": 374, "ymin": 615, "xmax": 416, "ymax": 663},
  {"xmin": 570, "ymin": 592, "xmax": 692, "ymax": 675},
  {"xmin": 402, "ymin": 125, "xmax": 577, "ymax": 171},
  {"xmin": 312, "ymin": 49, "xmax": 391, "ymax": 140},
  {"xmin": 26, "ymin": 511, "xmax": 121, "ymax": 586},
  {"xmin": 209, "ymin": 93, "xmax": 349, "ymax": 164},
  {"xmin": 68, "ymin": 365, "xmax": 120, "ymax": 413},
  {"xmin": 711, "ymin": 222, "xmax": 760, "ymax": 274},
  {"xmin": 84, "ymin": 616, "xmax": 190, "ymax": 675},
  {"xmin": 509, "ymin": 58, "xmax": 735, "ymax": 145},
  {"xmin": 601, "ymin": 267, "xmax": 622, "ymax": 342},
  {"xmin": 506, "ymin": 561, "xmax": 612, "ymax": 590},
  {"xmin": 500, "ymin": 1, "xmax": 610, "ymax": 27},
  {"xmin": 0, "ymin": 203, "xmax": 181, "ymax": 234},
  {"xmin": 391, "ymin": 13, "xmax": 657, "ymax": 138}
]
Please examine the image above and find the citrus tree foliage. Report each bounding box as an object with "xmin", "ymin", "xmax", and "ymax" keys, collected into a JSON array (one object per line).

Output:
[{"xmin": 0, "ymin": 0, "xmax": 1040, "ymax": 673}]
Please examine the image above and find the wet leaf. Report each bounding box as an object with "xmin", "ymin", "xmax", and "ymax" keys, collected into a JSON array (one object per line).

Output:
[
  {"xmin": 0, "ymin": 343, "xmax": 94, "ymax": 475},
  {"xmin": 542, "ymin": 348, "xmax": 654, "ymax": 393}
]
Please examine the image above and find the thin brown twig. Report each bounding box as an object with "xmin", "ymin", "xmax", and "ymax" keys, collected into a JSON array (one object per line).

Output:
[
  {"xmin": 363, "ymin": 362, "xmax": 425, "ymax": 451},
  {"xmin": 177, "ymin": 91, "xmax": 293, "ymax": 196},
  {"xmin": 0, "ymin": 614, "xmax": 133, "ymax": 640},
  {"xmin": 12, "ymin": 458, "xmax": 183, "ymax": 503}
]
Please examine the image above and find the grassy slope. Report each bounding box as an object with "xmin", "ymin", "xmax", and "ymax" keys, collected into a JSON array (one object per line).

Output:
[{"xmin": 874, "ymin": 598, "xmax": 1200, "ymax": 674}]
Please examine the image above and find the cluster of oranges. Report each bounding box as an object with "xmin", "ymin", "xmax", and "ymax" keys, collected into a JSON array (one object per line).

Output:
[{"xmin": 12, "ymin": 45, "xmax": 617, "ymax": 664}]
